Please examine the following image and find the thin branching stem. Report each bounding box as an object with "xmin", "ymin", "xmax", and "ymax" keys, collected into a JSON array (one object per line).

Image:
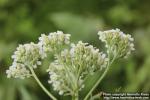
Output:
[
  {"xmin": 29, "ymin": 67, "xmax": 57, "ymax": 100},
  {"xmin": 83, "ymin": 65, "xmax": 110, "ymax": 100},
  {"xmin": 84, "ymin": 49, "xmax": 116, "ymax": 100}
]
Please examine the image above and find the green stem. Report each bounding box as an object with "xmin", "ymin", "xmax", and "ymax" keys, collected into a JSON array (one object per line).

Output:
[
  {"xmin": 90, "ymin": 92, "xmax": 103, "ymax": 100},
  {"xmin": 83, "ymin": 66, "xmax": 109, "ymax": 100},
  {"xmin": 72, "ymin": 92, "xmax": 79, "ymax": 100},
  {"xmin": 29, "ymin": 67, "xmax": 57, "ymax": 100},
  {"xmin": 84, "ymin": 49, "xmax": 117, "ymax": 100}
]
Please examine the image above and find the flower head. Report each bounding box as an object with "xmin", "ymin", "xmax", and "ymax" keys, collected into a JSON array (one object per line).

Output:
[
  {"xmin": 98, "ymin": 28, "xmax": 134, "ymax": 59},
  {"xmin": 6, "ymin": 62, "xmax": 31, "ymax": 79},
  {"xmin": 47, "ymin": 41, "xmax": 108, "ymax": 95},
  {"xmin": 11, "ymin": 42, "xmax": 42, "ymax": 67},
  {"xmin": 6, "ymin": 42, "xmax": 42, "ymax": 79},
  {"xmin": 38, "ymin": 31, "xmax": 71, "ymax": 56}
]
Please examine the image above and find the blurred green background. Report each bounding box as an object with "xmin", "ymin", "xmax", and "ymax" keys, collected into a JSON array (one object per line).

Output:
[{"xmin": 0, "ymin": 0, "xmax": 150, "ymax": 100}]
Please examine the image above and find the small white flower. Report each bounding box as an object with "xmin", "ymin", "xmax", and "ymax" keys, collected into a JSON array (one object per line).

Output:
[
  {"xmin": 59, "ymin": 91, "xmax": 64, "ymax": 95},
  {"xmin": 37, "ymin": 61, "xmax": 42, "ymax": 65}
]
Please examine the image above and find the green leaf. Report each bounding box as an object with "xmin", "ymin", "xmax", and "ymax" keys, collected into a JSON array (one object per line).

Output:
[
  {"xmin": 79, "ymin": 70, "xmax": 105, "ymax": 99},
  {"xmin": 50, "ymin": 12, "xmax": 103, "ymax": 41},
  {"xmin": 20, "ymin": 86, "xmax": 38, "ymax": 100}
]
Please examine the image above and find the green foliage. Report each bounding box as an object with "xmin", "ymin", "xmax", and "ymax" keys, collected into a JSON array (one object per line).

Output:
[{"xmin": 0, "ymin": 0, "xmax": 150, "ymax": 99}]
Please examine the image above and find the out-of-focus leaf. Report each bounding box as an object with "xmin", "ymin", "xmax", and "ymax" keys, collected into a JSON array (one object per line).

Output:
[
  {"xmin": 5, "ymin": 84, "xmax": 16, "ymax": 100},
  {"xmin": 20, "ymin": 86, "xmax": 38, "ymax": 100},
  {"xmin": 0, "ymin": 42, "xmax": 16, "ymax": 60},
  {"xmin": 108, "ymin": 5, "xmax": 135, "ymax": 24},
  {"xmin": 79, "ymin": 70, "xmax": 105, "ymax": 99},
  {"xmin": 0, "ymin": 86, "xmax": 5, "ymax": 100},
  {"xmin": 50, "ymin": 12, "xmax": 104, "ymax": 41},
  {"xmin": 125, "ymin": 56, "xmax": 150, "ymax": 92},
  {"xmin": 134, "ymin": 29, "xmax": 150, "ymax": 56}
]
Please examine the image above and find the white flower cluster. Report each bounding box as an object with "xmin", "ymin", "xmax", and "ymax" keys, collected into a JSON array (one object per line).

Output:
[
  {"xmin": 6, "ymin": 29, "xmax": 135, "ymax": 98},
  {"xmin": 38, "ymin": 31, "xmax": 71, "ymax": 56},
  {"xmin": 6, "ymin": 62, "xmax": 31, "ymax": 79},
  {"xmin": 47, "ymin": 41, "xmax": 108, "ymax": 95},
  {"xmin": 47, "ymin": 63, "xmax": 73, "ymax": 95},
  {"xmin": 12, "ymin": 43, "xmax": 42, "ymax": 66},
  {"xmin": 98, "ymin": 28, "xmax": 135, "ymax": 59},
  {"xmin": 6, "ymin": 42, "xmax": 42, "ymax": 79},
  {"xmin": 6, "ymin": 31, "xmax": 71, "ymax": 79}
]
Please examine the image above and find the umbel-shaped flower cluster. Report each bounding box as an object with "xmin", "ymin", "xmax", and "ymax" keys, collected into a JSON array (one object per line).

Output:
[
  {"xmin": 98, "ymin": 29, "xmax": 135, "ymax": 59},
  {"xmin": 6, "ymin": 43, "xmax": 42, "ymax": 79},
  {"xmin": 38, "ymin": 31, "xmax": 71, "ymax": 56},
  {"xmin": 6, "ymin": 31, "xmax": 70, "ymax": 79},
  {"xmin": 6, "ymin": 29, "xmax": 134, "ymax": 100},
  {"xmin": 47, "ymin": 41, "xmax": 108, "ymax": 95}
]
